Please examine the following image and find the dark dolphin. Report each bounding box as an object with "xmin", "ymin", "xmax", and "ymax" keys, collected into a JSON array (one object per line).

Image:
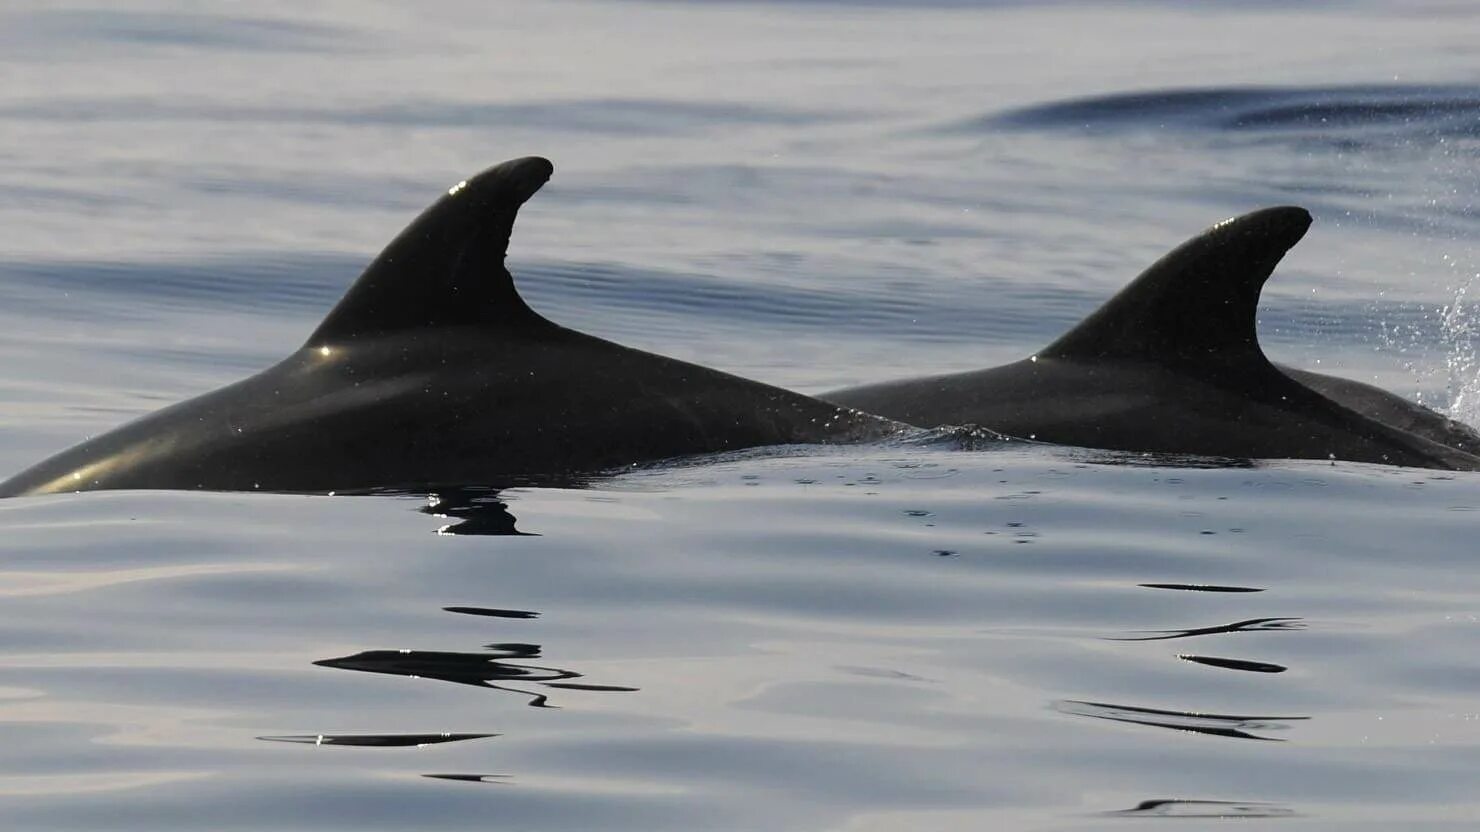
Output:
[
  {"xmin": 0, "ymin": 157, "xmax": 897, "ymax": 497},
  {"xmin": 824, "ymin": 207, "xmax": 1480, "ymax": 470}
]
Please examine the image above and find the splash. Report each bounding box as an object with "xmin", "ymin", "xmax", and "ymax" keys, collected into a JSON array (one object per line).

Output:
[
  {"xmin": 1437, "ymin": 269, "xmax": 1480, "ymax": 424},
  {"xmin": 1382, "ymin": 258, "xmax": 1480, "ymax": 424},
  {"xmin": 1372, "ymin": 241, "xmax": 1480, "ymax": 425}
]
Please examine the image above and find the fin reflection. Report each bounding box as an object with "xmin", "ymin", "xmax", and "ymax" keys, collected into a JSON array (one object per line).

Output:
[{"xmin": 422, "ymin": 487, "xmax": 534, "ymax": 536}]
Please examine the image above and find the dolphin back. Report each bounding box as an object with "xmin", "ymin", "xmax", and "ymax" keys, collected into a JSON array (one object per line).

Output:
[
  {"xmin": 0, "ymin": 157, "xmax": 897, "ymax": 497},
  {"xmin": 823, "ymin": 207, "xmax": 1480, "ymax": 472}
]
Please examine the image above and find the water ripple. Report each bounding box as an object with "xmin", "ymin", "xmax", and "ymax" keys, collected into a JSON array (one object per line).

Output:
[
  {"xmin": 0, "ymin": 97, "xmax": 850, "ymax": 135},
  {"xmin": 978, "ymin": 84, "xmax": 1480, "ymax": 149}
]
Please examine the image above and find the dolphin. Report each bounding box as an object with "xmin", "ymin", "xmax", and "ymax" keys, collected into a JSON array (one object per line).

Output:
[
  {"xmin": 823, "ymin": 207, "xmax": 1480, "ymax": 471},
  {"xmin": 0, "ymin": 157, "xmax": 896, "ymax": 497}
]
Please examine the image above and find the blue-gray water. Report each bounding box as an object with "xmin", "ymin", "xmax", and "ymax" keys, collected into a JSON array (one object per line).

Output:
[{"xmin": 3, "ymin": 2, "xmax": 1480, "ymax": 829}]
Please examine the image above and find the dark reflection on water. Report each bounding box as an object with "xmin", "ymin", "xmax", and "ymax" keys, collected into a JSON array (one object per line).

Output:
[
  {"xmin": 1177, "ymin": 654, "xmax": 1288, "ymax": 674},
  {"xmin": 257, "ymin": 733, "xmax": 495, "ymax": 747},
  {"xmin": 1106, "ymin": 799, "xmax": 1298, "ymax": 818},
  {"xmin": 422, "ymin": 487, "xmax": 533, "ymax": 537},
  {"xmin": 423, "ymin": 774, "xmax": 510, "ymax": 785},
  {"xmin": 444, "ymin": 606, "xmax": 541, "ymax": 620},
  {"xmin": 315, "ymin": 644, "xmax": 638, "ymax": 707},
  {"xmin": 1053, "ymin": 700, "xmax": 1309, "ymax": 741},
  {"xmin": 1109, "ymin": 617, "xmax": 1305, "ymax": 642},
  {"xmin": 1139, "ymin": 583, "xmax": 1266, "ymax": 593}
]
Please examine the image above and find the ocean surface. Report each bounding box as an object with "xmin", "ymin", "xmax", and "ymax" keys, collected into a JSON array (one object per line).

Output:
[{"xmin": 3, "ymin": 1, "xmax": 1480, "ymax": 829}]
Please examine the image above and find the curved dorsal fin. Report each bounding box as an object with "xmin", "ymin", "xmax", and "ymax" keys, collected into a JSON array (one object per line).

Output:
[
  {"xmin": 1040, "ymin": 206, "xmax": 1312, "ymax": 368},
  {"xmin": 307, "ymin": 156, "xmax": 556, "ymax": 345}
]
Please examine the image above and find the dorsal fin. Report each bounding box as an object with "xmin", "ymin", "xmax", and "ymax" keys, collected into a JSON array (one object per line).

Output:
[
  {"xmin": 307, "ymin": 156, "xmax": 555, "ymax": 345},
  {"xmin": 1040, "ymin": 206, "xmax": 1312, "ymax": 368}
]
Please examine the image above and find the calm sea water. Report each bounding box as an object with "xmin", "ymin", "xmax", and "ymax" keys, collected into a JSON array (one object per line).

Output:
[{"xmin": 3, "ymin": 1, "xmax": 1480, "ymax": 829}]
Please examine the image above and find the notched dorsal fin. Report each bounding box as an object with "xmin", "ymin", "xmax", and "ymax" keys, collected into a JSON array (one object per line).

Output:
[
  {"xmin": 1040, "ymin": 206, "xmax": 1312, "ymax": 367},
  {"xmin": 307, "ymin": 156, "xmax": 555, "ymax": 345}
]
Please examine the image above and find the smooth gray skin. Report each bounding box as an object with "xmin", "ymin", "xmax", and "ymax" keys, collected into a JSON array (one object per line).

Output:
[
  {"xmin": 825, "ymin": 207, "xmax": 1480, "ymax": 471},
  {"xmin": 0, "ymin": 157, "xmax": 896, "ymax": 497},
  {"xmin": 1281, "ymin": 366, "xmax": 1480, "ymax": 454}
]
